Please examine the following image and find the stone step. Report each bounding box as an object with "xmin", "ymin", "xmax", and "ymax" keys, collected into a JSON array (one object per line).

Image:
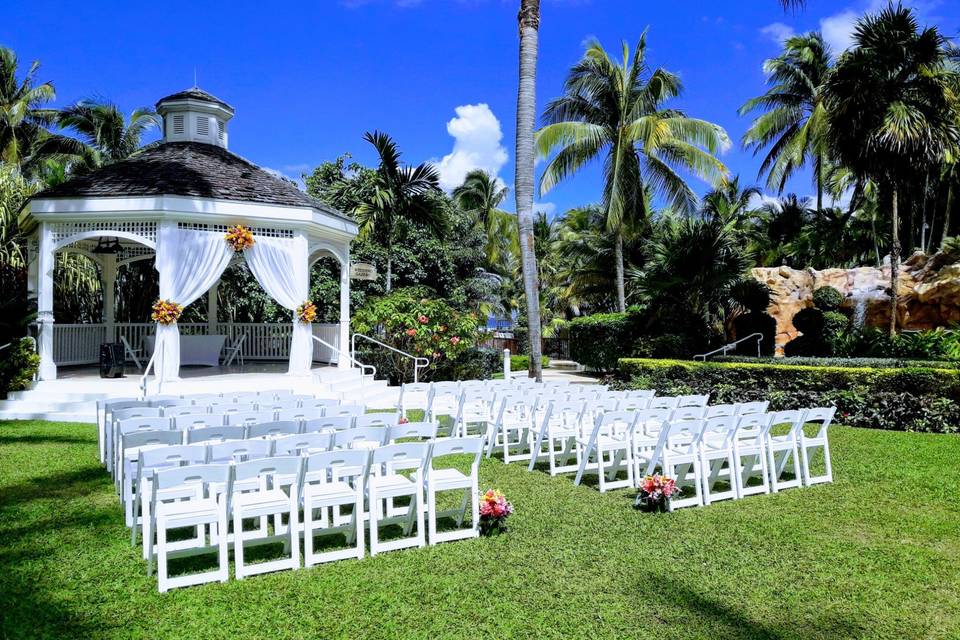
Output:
[{"xmin": 548, "ymin": 360, "xmax": 584, "ymax": 371}]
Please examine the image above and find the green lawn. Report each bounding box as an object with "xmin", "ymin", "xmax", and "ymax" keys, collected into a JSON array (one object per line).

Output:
[{"xmin": 1, "ymin": 421, "xmax": 959, "ymax": 639}]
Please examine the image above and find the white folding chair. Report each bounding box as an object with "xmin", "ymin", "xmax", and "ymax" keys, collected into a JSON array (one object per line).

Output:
[
  {"xmin": 185, "ymin": 425, "xmax": 245, "ymax": 444},
  {"xmin": 304, "ymin": 416, "xmax": 354, "ymax": 433},
  {"xmin": 574, "ymin": 411, "xmax": 637, "ymax": 493},
  {"xmin": 649, "ymin": 396, "xmax": 680, "ymax": 410},
  {"xmin": 112, "ymin": 415, "xmax": 170, "ymax": 482},
  {"xmin": 388, "ymin": 421, "xmax": 438, "ymax": 443},
  {"xmin": 174, "ymin": 413, "xmax": 225, "ymax": 430},
  {"xmin": 699, "ymin": 416, "xmax": 739, "ymax": 504},
  {"xmin": 766, "ymin": 410, "xmax": 805, "ymax": 492},
  {"xmin": 427, "ymin": 437, "xmax": 483, "ymax": 544},
  {"xmin": 398, "ymin": 382, "xmax": 432, "ymax": 418},
  {"xmin": 232, "ymin": 456, "xmax": 303, "ymax": 579},
  {"xmin": 367, "ymin": 442, "xmax": 430, "ymax": 556},
  {"xmin": 732, "ymin": 413, "xmax": 773, "ymax": 498},
  {"xmin": 705, "ymin": 404, "xmax": 738, "ymax": 419},
  {"xmin": 798, "ymin": 407, "xmax": 836, "ymax": 486},
  {"xmin": 273, "ymin": 432, "xmax": 333, "ymax": 456},
  {"xmin": 111, "ymin": 406, "xmax": 163, "ymax": 475},
  {"xmin": 334, "ymin": 427, "xmax": 388, "ymax": 450},
  {"xmin": 427, "ymin": 382, "xmax": 460, "ymax": 424},
  {"xmin": 485, "ymin": 396, "xmax": 535, "ymax": 463},
  {"xmin": 528, "ymin": 400, "xmax": 585, "ymax": 475},
  {"xmin": 355, "ymin": 412, "xmax": 400, "ymax": 428},
  {"xmin": 115, "ymin": 419, "xmax": 175, "ymax": 507},
  {"xmin": 678, "ymin": 394, "xmax": 710, "ymax": 407},
  {"xmin": 617, "ymin": 397, "xmax": 650, "ymax": 412},
  {"xmin": 670, "ymin": 406, "xmax": 707, "ymax": 423},
  {"xmin": 454, "ymin": 391, "xmax": 496, "ymax": 438},
  {"xmin": 98, "ymin": 398, "xmax": 143, "ymax": 466},
  {"xmin": 148, "ymin": 463, "xmax": 233, "ymax": 592},
  {"xmin": 222, "ymin": 333, "xmax": 247, "ymax": 366},
  {"xmin": 120, "ymin": 336, "xmax": 144, "ymax": 371},
  {"xmin": 246, "ymin": 421, "xmax": 300, "ymax": 439},
  {"xmin": 207, "ymin": 439, "xmax": 273, "ymax": 464},
  {"xmin": 660, "ymin": 419, "xmax": 706, "ymax": 510},
  {"xmin": 736, "ymin": 401, "xmax": 769, "ymax": 416},
  {"xmin": 302, "ymin": 449, "xmax": 370, "ymax": 565}
]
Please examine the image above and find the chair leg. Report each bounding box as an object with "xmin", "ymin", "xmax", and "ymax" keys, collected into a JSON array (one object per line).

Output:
[
  {"xmin": 427, "ymin": 485, "xmax": 438, "ymax": 545},
  {"xmin": 217, "ymin": 506, "xmax": 229, "ymax": 583},
  {"xmin": 156, "ymin": 518, "xmax": 168, "ymax": 592},
  {"xmin": 233, "ymin": 508, "xmax": 246, "ymax": 579}
]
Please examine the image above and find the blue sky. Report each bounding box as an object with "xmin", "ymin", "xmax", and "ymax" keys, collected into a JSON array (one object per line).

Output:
[{"xmin": 3, "ymin": 0, "xmax": 958, "ymax": 217}]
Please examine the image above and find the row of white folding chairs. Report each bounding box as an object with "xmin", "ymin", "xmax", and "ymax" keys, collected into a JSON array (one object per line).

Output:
[
  {"xmin": 138, "ymin": 436, "xmax": 484, "ymax": 591},
  {"xmin": 104, "ymin": 399, "xmax": 364, "ymax": 477},
  {"xmin": 114, "ymin": 412, "xmax": 400, "ymax": 521},
  {"xmin": 572, "ymin": 407, "xmax": 836, "ymax": 506}
]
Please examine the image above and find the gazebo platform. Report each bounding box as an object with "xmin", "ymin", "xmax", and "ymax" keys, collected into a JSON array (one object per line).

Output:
[{"xmin": 0, "ymin": 363, "xmax": 399, "ymax": 423}]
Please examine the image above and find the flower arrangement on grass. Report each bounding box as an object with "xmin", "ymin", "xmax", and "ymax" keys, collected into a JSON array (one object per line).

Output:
[
  {"xmin": 634, "ymin": 474, "xmax": 678, "ymax": 513},
  {"xmin": 151, "ymin": 299, "xmax": 183, "ymax": 325},
  {"xmin": 479, "ymin": 489, "xmax": 513, "ymax": 536},
  {"xmin": 296, "ymin": 301, "xmax": 317, "ymax": 324},
  {"xmin": 224, "ymin": 224, "xmax": 255, "ymax": 252}
]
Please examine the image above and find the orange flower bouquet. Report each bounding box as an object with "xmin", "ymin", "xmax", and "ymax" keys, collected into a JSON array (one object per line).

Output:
[
  {"xmin": 296, "ymin": 301, "xmax": 317, "ymax": 324},
  {"xmin": 151, "ymin": 299, "xmax": 183, "ymax": 325},
  {"xmin": 224, "ymin": 224, "xmax": 255, "ymax": 252}
]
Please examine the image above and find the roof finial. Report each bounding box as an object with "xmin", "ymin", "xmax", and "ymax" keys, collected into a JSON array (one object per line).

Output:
[{"xmin": 193, "ymin": 67, "xmax": 198, "ymax": 88}]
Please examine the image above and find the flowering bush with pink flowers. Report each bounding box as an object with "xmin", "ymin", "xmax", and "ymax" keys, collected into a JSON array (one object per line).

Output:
[
  {"xmin": 634, "ymin": 474, "xmax": 678, "ymax": 512},
  {"xmin": 479, "ymin": 488, "xmax": 513, "ymax": 535}
]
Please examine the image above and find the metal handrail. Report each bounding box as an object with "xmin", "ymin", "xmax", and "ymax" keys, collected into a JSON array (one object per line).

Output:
[
  {"xmin": 352, "ymin": 333, "xmax": 430, "ymax": 384},
  {"xmin": 311, "ymin": 334, "xmax": 376, "ymax": 379},
  {"xmin": 138, "ymin": 350, "xmax": 159, "ymax": 399},
  {"xmin": 694, "ymin": 332, "xmax": 764, "ymax": 361},
  {"xmin": 0, "ymin": 343, "xmax": 10, "ymax": 352}
]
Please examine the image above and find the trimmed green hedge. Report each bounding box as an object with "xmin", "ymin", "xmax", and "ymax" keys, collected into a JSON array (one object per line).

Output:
[
  {"xmin": 569, "ymin": 312, "xmax": 639, "ymax": 372},
  {"xmin": 713, "ymin": 355, "xmax": 960, "ymax": 370},
  {"xmin": 617, "ymin": 357, "xmax": 960, "ymax": 434},
  {"xmin": 510, "ymin": 354, "xmax": 550, "ymax": 372}
]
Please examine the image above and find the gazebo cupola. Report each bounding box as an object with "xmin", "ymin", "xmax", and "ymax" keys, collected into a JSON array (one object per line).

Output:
[{"xmin": 156, "ymin": 87, "xmax": 235, "ymax": 148}]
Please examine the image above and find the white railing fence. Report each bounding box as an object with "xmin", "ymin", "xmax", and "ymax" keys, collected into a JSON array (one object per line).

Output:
[{"xmin": 53, "ymin": 322, "xmax": 341, "ymax": 366}]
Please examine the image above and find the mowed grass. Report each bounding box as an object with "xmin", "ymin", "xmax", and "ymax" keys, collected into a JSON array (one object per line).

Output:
[{"xmin": 1, "ymin": 422, "xmax": 959, "ymax": 640}]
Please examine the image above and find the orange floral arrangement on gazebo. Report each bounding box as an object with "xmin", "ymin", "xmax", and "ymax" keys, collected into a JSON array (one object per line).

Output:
[
  {"xmin": 296, "ymin": 301, "xmax": 317, "ymax": 324},
  {"xmin": 151, "ymin": 299, "xmax": 183, "ymax": 325},
  {"xmin": 224, "ymin": 224, "xmax": 255, "ymax": 252}
]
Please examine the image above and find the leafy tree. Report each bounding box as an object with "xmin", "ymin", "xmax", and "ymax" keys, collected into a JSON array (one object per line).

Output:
[
  {"xmin": 740, "ymin": 32, "xmax": 832, "ymax": 209},
  {"xmin": 515, "ymin": 0, "xmax": 544, "ymax": 381},
  {"xmin": 56, "ymin": 99, "xmax": 160, "ymax": 169},
  {"xmin": 0, "ymin": 46, "xmax": 62, "ymax": 175},
  {"xmin": 452, "ymin": 169, "xmax": 515, "ymax": 265},
  {"xmin": 537, "ymin": 33, "xmax": 729, "ymax": 312},
  {"xmin": 826, "ymin": 4, "xmax": 959, "ymax": 334},
  {"xmin": 355, "ymin": 131, "xmax": 445, "ymax": 292}
]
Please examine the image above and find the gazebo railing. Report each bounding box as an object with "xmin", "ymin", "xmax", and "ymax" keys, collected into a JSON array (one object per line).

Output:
[{"xmin": 53, "ymin": 322, "xmax": 341, "ymax": 366}]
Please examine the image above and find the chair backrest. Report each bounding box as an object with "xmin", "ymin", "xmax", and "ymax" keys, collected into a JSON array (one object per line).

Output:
[
  {"xmin": 207, "ymin": 438, "xmax": 273, "ymax": 463},
  {"xmin": 117, "ymin": 416, "xmax": 171, "ymax": 434},
  {"xmin": 705, "ymin": 404, "xmax": 738, "ymax": 419},
  {"xmin": 587, "ymin": 398, "xmax": 621, "ymax": 418},
  {"xmin": 665, "ymin": 419, "xmax": 706, "ymax": 454},
  {"xmin": 399, "ymin": 383, "xmax": 432, "ymax": 407},
  {"xmin": 542, "ymin": 400, "xmax": 586, "ymax": 430},
  {"xmin": 258, "ymin": 389, "xmax": 295, "ymax": 401},
  {"xmin": 185, "ymin": 425, "xmax": 245, "ymax": 444},
  {"xmin": 303, "ymin": 416, "xmax": 354, "ymax": 433},
  {"xmin": 147, "ymin": 396, "xmax": 182, "ymax": 408},
  {"xmin": 233, "ymin": 456, "xmax": 303, "ymax": 487},
  {"xmin": 768, "ymin": 410, "xmax": 805, "ymax": 439},
  {"xmin": 495, "ymin": 395, "xmax": 532, "ymax": 425},
  {"xmin": 259, "ymin": 399, "xmax": 301, "ymax": 413},
  {"xmin": 678, "ymin": 394, "xmax": 710, "ymax": 407},
  {"xmin": 429, "ymin": 436, "xmax": 483, "ymax": 469},
  {"xmin": 617, "ymin": 397, "xmax": 650, "ymax": 412},
  {"xmin": 219, "ymin": 391, "xmax": 258, "ymax": 404},
  {"xmin": 670, "ymin": 406, "xmax": 706, "ymax": 422},
  {"xmin": 187, "ymin": 394, "xmax": 222, "ymax": 406},
  {"xmin": 458, "ymin": 391, "xmax": 494, "ymax": 420},
  {"xmin": 334, "ymin": 427, "xmax": 388, "ymax": 449},
  {"xmin": 304, "ymin": 449, "xmax": 370, "ymax": 485},
  {"xmin": 174, "ymin": 413, "xmax": 225, "ymax": 430},
  {"xmin": 735, "ymin": 412, "xmax": 773, "ymax": 445},
  {"xmin": 354, "ymin": 412, "xmax": 399, "ymax": 428},
  {"xmin": 276, "ymin": 407, "xmax": 316, "ymax": 423},
  {"xmin": 162, "ymin": 404, "xmax": 204, "ymax": 417},
  {"xmin": 273, "ymin": 432, "xmax": 333, "ymax": 455},
  {"xmin": 371, "ymin": 442, "xmax": 430, "ymax": 475},
  {"xmin": 153, "ymin": 463, "xmax": 232, "ymax": 494},
  {"xmin": 428, "ymin": 383, "xmax": 460, "ymax": 414},
  {"xmin": 801, "ymin": 407, "xmax": 836, "ymax": 439},
  {"xmin": 635, "ymin": 408, "xmax": 673, "ymax": 434},
  {"xmin": 225, "ymin": 410, "xmax": 276, "ymax": 426},
  {"xmin": 246, "ymin": 421, "xmax": 300, "ymax": 439},
  {"xmin": 104, "ymin": 398, "xmax": 144, "ymax": 413},
  {"xmin": 122, "ymin": 429, "xmax": 182, "ymax": 450},
  {"xmin": 700, "ymin": 415, "xmax": 738, "ymax": 448},
  {"xmin": 328, "ymin": 404, "xmax": 365, "ymax": 417},
  {"xmin": 388, "ymin": 421, "xmax": 438, "ymax": 442},
  {"xmin": 592, "ymin": 410, "xmax": 639, "ymax": 440},
  {"xmin": 139, "ymin": 444, "xmax": 207, "ymax": 470},
  {"xmin": 648, "ymin": 396, "xmax": 680, "ymax": 410},
  {"xmin": 625, "ymin": 389, "xmax": 655, "ymax": 401},
  {"xmin": 301, "ymin": 398, "xmax": 341, "ymax": 412},
  {"xmin": 212, "ymin": 402, "xmax": 257, "ymax": 414},
  {"xmin": 736, "ymin": 401, "xmax": 769, "ymax": 416},
  {"xmin": 598, "ymin": 390, "xmax": 627, "ymax": 401},
  {"xmin": 114, "ymin": 406, "xmax": 162, "ymax": 421}
]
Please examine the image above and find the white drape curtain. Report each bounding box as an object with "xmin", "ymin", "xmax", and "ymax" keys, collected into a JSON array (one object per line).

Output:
[
  {"xmin": 154, "ymin": 223, "xmax": 233, "ymax": 382},
  {"xmin": 246, "ymin": 234, "xmax": 312, "ymax": 376}
]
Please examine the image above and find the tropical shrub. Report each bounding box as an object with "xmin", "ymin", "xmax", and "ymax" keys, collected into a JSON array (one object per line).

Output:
[
  {"xmin": 729, "ymin": 279, "xmax": 776, "ymax": 357},
  {"xmin": 616, "ymin": 358, "xmax": 960, "ymax": 434},
  {"xmin": 510, "ymin": 354, "xmax": 549, "ymax": 371},
  {"xmin": 352, "ymin": 287, "xmax": 481, "ymax": 383},
  {"xmin": 0, "ymin": 337, "xmax": 39, "ymax": 397},
  {"xmin": 713, "ymin": 355, "xmax": 960, "ymax": 369},
  {"xmin": 432, "ymin": 347, "xmax": 500, "ymax": 382},
  {"xmin": 784, "ymin": 307, "xmax": 830, "ymax": 357},
  {"xmin": 812, "ymin": 286, "xmax": 844, "ymax": 311},
  {"xmin": 832, "ymin": 326, "xmax": 960, "ymax": 361},
  {"xmin": 569, "ymin": 312, "xmax": 640, "ymax": 372}
]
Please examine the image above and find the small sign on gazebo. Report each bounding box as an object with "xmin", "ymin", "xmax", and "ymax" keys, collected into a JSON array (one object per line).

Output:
[{"xmin": 350, "ymin": 263, "xmax": 378, "ymax": 281}]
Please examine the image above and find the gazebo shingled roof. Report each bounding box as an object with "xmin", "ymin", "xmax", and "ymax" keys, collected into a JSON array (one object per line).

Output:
[{"xmin": 155, "ymin": 87, "xmax": 235, "ymax": 112}]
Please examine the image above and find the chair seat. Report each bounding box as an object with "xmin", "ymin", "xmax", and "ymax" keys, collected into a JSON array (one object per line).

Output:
[
  {"xmin": 768, "ymin": 434, "xmax": 796, "ymax": 446},
  {"xmin": 429, "ymin": 468, "xmax": 470, "ymax": 490},
  {"xmin": 156, "ymin": 498, "xmax": 221, "ymax": 527},
  {"xmin": 233, "ymin": 489, "xmax": 291, "ymax": 515},
  {"xmin": 303, "ymin": 480, "xmax": 355, "ymax": 503},
  {"xmin": 369, "ymin": 473, "xmax": 417, "ymax": 497}
]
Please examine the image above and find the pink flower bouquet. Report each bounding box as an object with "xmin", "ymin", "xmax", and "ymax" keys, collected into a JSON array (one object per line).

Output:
[
  {"xmin": 479, "ymin": 488, "xmax": 513, "ymax": 535},
  {"xmin": 634, "ymin": 474, "xmax": 678, "ymax": 513}
]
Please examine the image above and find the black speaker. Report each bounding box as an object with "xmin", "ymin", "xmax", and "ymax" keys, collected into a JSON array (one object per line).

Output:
[{"xmin": 99, "ymin": 343, "xmax": 125, "ymax": 378}]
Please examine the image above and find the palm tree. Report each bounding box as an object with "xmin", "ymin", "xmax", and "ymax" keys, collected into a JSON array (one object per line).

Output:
[
  {"xmin": 355, "ymin": 131, "xmax": 445, "ymax": 292},
  {"xmin": 740, "ymin": 32, "xmax": 832, "ymax": 210},
  {"xmin": 0, "ymin": 46, "xmax": 58, "ymax": 173},
  {"xmin": 515, "ymin": 0, "xmax": 543, "ymax": 381},
  {"xmin": 452, "ymin": 169, "xmax": 515, "ymax": 265},
  {"xmin": 751, "ymin": 194, "xmax": 812, "ymax": 267},
  {"xmin": 536, "ymin": 33, "xmax": 730, "ymax": 312},
  {"xmin": 701, "ymin": 177, "xmax": 761, "ymax": 234},
  {"xmin": 57, "ymin": 99, "xmax": 160, "ymax": 169},
  {"xmin": 826, "ymin": 4, "xmax": 959, "ymax": 335}
]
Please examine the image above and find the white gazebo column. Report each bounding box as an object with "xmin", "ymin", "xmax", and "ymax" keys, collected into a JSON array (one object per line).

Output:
[
  {"xmin": 338, "ymin": 255, "xmax": 350, "ymax": 368},
  {"xmin": 36, "ymin": 223, "xmax": 57, "ymax": 380},
  {"xmin": 207, "ymin": 280, "xmax": 219, "ymax": 335},
  {"xmin": 101, "ymin": 254, "xmax": 117, "ymax": 343}
]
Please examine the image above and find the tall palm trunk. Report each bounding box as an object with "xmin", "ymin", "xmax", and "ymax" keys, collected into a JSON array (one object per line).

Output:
[
  {"xmin": 943, "ymin": 166, "xmax": 954, "ymax": 247},
  {"xmin": 385, "ymin": 256, "xmax": 392, "ymax": 292},
  {"xmin": 614, "ymin": 231, "xmax": 626, "ymax": 312},
  {"xmin": 815, "ymin": 152, "xmax": 823, "ymax": 212},
  {"xmin": 515, "ymin": 0, "xmax": 543, "ymax": 381},
  {"xmin": 889, "ymin": 188, "xmax": 900, "ymax": 337}
]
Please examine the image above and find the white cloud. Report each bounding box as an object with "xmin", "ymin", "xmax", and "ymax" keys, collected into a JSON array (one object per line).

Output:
[
  {"xmin": 434, "ymin": 103, "xmax": 509, "ymax": 192},
  {"xmin": 760, "ymin": 22, "xmax": 796, "ymax": 45},
  {"xmin": 533, "ymin": 202, "xmax": 556, "ymax": 217},
  {"xmin": 820, "ymin": 10, "xmax": 859, "ymax": 54}
]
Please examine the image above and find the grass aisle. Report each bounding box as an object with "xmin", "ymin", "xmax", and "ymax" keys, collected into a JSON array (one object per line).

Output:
[{"xmin": 1, "ymin": 421, "xmax": 959, "ymax": 639}]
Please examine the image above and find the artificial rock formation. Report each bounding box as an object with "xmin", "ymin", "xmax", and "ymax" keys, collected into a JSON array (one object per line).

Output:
[{"xmin": 752, "ymin": 250, "xmax": 960, "ymax": 353}]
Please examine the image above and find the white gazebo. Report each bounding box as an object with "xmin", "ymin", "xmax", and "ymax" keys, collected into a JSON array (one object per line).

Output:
[{"xmin": 20, "ymin": 88, "xmax": 359, "ymax": 386}]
